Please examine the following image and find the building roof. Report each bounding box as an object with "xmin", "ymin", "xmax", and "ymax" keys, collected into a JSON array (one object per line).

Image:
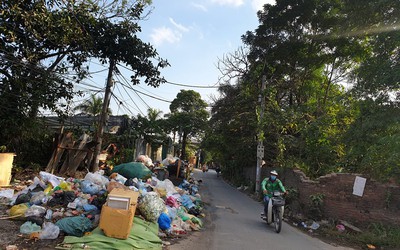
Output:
[{"xmin": 43, "ymin": 115, "xmax": 127, "ymax": 134}]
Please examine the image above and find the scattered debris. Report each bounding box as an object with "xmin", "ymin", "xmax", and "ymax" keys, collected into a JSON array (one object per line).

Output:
[{"xmin": 339, "ymin": 220, "xmax": 362, "ymax": 233}]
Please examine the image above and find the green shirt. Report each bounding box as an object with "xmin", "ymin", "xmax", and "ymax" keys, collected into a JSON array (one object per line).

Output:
[{"xmin": 261, "ymin": 178, "xmax": 286, "ymax": 197}]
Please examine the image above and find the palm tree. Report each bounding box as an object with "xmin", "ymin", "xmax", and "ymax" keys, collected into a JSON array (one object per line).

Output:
[
  {"xmin": 74, "ymin": 94, "xmax": 111, "ymax": 116},
  {"xmin": 73, "ymin": 94, "xmax": 112, "ymax": 132},
  {"xmin": 147, "ymin": 108, "xmax": 163, "ymax": 122}
]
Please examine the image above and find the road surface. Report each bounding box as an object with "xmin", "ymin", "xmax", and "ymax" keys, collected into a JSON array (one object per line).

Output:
[{"xmin": 167, "ymin": 169, "xmax": 353, "ymax": 250}]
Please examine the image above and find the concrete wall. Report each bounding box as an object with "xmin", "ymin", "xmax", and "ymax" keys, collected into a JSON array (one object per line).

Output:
[{"xmin": 243, "ymin": 167, "xmax": 400, "ymax": 226}]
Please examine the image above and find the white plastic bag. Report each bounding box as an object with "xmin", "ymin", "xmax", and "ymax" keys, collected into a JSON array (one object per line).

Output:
[
  {"xmin": 39, "ymin": 222, "xmax": 60, "ymax": 239},
  {"xmin": 39, "ymin": 171, "xmax": 64, "ymax": 187},
  {"xmin": 20, "ymin": 221, "xmax": 41, "ymax": 234},
  {"xmin": 84, "ymin": 172, "xmax": 109, "ymax": 188},
  {"xmin": 25, "ymin": 205, "xmax": 46, "ymax": 217}
]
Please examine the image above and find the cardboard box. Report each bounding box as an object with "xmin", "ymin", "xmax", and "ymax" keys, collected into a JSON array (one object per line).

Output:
[{"xmin": 99, "ymin": 188, "xmax": 139, "ymax": 239}]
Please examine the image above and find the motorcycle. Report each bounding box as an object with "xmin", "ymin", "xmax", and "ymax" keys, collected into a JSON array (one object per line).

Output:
[
  {"xmin": 262, "ymin": 191, "xmax": 285, "ymax": 233},
  {"xmin": 215, "ymin": 168, "xmax": 221, "ymax": 177}
]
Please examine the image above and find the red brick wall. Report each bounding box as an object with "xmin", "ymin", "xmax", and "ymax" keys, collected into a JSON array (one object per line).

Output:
[{"xmin": 244, "ymin": 167, "xmax": 400, "ymax": 226}]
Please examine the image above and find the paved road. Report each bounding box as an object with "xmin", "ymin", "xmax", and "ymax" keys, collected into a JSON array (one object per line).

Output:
[{"xmin": 167, "ymin": 169, "xmax": 353, "ymax": 250}]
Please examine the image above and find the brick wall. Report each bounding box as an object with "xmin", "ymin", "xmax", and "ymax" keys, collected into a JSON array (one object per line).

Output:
[{"xmin": 243, "ymin": 167, "xmax": 400, "ymax": 226}]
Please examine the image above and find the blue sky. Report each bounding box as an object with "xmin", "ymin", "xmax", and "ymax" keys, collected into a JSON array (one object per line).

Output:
[{"xmin": 73, "ymin": 0, "xmax": 276, "ymax": 117}]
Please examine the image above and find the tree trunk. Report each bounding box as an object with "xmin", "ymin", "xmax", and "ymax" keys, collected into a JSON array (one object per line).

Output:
[{"xmin": 181, "ymin": 132, "xmax": 188, "ymax": 160}]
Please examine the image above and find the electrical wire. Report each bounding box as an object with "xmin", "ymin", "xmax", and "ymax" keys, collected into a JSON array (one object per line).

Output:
[
  {"xmin": 114, "ymin": 74, "xmax": 145, "ymax": 116},
  {"xmin": 116, "ymin": 62, "xmax": 220, "ymax": 89}
]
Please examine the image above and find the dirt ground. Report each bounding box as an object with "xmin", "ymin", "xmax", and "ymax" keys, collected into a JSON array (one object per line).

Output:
[
  {"xmin": 0, "ymin": 205, "xmax": 64, "ymax": 250},
  {"xmin": 0, "ymin": 169, "xmax": 65, "ymax": 250}
]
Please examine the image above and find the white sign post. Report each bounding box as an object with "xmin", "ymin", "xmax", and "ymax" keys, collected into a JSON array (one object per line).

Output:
[{"xmin": 353, "ymin": 176, "xmax": 367, "ymax": 197}]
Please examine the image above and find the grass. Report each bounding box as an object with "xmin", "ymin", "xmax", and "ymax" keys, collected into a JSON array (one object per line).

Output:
[{"xmin": 319, "ymin": 222, "xmax": 400, "ymax": 249}]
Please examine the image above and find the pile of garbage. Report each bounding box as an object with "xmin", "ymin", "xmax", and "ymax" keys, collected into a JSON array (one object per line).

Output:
[{"xmin": 0, "ymin": 158, "xmax": 204, "ymax": 249}]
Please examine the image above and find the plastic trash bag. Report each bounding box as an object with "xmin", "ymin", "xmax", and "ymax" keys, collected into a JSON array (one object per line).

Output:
[
  {"xmin": 55, "ymin": 216, "xmax": 92, "ymax": 237},
  {"xmin": 191, "ymin": 216, "xmax": 203, "ymax": 228},
  {"xmin": 15, "ymin": 191, "xmax": 32, "ymax": 205},
  {"xmin": 166, "ymin": 196, "xmax": 179, "ymax": 208},
  {"xmin": 138, "ymin": 192, "xmax": 165, "ymax": 222},
  {"xmin": 39, "ymin": 171, "xmax": 65, "ymax": 187},
  {"xmin": 28, "ymin": 177, "xmax": 47, "ymax": 192},
  {"xmin": 45, "ymin": 209, "xmax": 53, "ymax": 220},
  {"xmin": 112, "ymin": 162, "xmax": 152, "ymax": 180},
  {"xmin": 67, "ymin": 196, "xmax": 89, "ymax": 209},
  {"xmin": 180, "ymin": 194, "xmax": 195, "ymax": 209},
  {"xmin": 166, "ymin": 206, "xmax": 177, "ymax": 221},
  {"xmin": 109, "ymin": 173, "xmax": 127, "ymax": 185},
  {"xmin": 310, "ymin": 221, "xmax": 320, "ymax": 230},
  {"xmin": 9, "ymin": 203, "xmax": 29, "ymax": 219},
  {"xmin": 30, "ymin": 191, "xmax": 47, "ymax": 205},
  {"xmin": 80, "ymin": 180, "xmax": 101, "ymax": 195},
  {"xmin": 0, "ymin": 189, "xmax": 14, "ymax": 199},
  {"xmin": 39, "ymin": 222, "xmax": 60, "ymax": 239},
  {"xmin": 25, "ymin": 205, "xmax": 46, "ymax": 217},
  {"xmin": 20, "ymin": 221, "xmax": 41, "ymax": 234},
  {"xmin": 158, "ymin": 212, "xmax": 171, "ymax": 230},
  {"xmin": 84, "ymin": 172, "xmax": 109, "ymax": 189},
  {"xmin": 83, "ymin": 204, "xmax": 98, "ymax": 212},
  {"xmin": 176, "ymin": 206, "xmax": 190, "ymax": 222}
]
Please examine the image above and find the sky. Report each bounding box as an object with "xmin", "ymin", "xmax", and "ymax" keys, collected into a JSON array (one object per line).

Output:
[{"xmin": 73, "ymin": 0, "xmax": 276, "ymax": 118}]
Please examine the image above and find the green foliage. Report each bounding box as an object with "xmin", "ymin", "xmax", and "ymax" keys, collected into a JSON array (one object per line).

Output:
[
  {"xmin": 74, "ymin": 94, "xmax": 111, "ymax": 116},
  {"xmin": 206, "ymin": 0, "xmax": 400, "ymax": 185},
  {"xmin": 169, "ymin": 90, "xmax": 209, "ymax": 160},
  {"xmin": 112, "ymin": 148, "xmax": 135, "ymax": 166},
  {"xmin": 284, "ymin": 187, "xmax": 299, "ymax": 205},
  {"xmin": 0, "ymin": 0, "xmax": 167, "ymax": 165},
  {"xmin": 309, "ymin": 193, "xmax": 325, "ymax": 220},
  {"xmin": 202, "ymin": 83, "xmax": 258, "ymax": 178},
  {"xmin": 342, "ymin": 101, "xmax": 400, "ymax": 180},
  {"xmin": 324, "ymin": 223, "xmax": 400, "ymax": 249},
  {"xmin": 385, "ymin": 190, "xmax": 392, "ymax": 209},
  {"xmin": 361, "ymin": 223, "xmax": 400, "ymax": 248},
  {"xmin": 310, "ymin": 193, "xmax": 325, "ymax": 207}
]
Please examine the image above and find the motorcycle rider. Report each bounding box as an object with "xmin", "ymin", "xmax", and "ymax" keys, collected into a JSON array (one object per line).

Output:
[{"xmin": 261, "ymin": 170, "xmax": 287, "ymax": 219}]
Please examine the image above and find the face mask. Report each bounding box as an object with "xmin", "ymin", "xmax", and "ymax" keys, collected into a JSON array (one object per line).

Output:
[{"xmin": 270, "ymin": 175, "xmax": 277, "ymax": 181}]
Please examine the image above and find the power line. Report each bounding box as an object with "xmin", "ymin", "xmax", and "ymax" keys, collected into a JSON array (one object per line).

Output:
[
  {"xmin": 113, "ymin": 82, "xmax": 139, "ymax": 116},
  {"xmin": 116, "ymin": 62, "xmax": 219, "ymax": 89},
  {"xmin": 165, "ymin": 80, "xmax": 220, "ymax": 89},
  {"xmin": 114, "ymin": 74, "xmax": 145, "ymax": 116},
  {"xmin": 115, "ymin": 72, "xmax": 172, "ymax": 103}
]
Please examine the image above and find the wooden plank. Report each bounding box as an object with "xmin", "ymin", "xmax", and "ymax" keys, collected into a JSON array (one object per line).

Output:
[
  {"xmin": 59, "ymin": 134, "xmax": 89, "ymax": 175},
  {"xmin": 176, "ymin": 159, "xmax": 181, "ymax": 178},
  {"xmin": 45, "ymin": 132, "xmax": 73, "ymax": 173}
]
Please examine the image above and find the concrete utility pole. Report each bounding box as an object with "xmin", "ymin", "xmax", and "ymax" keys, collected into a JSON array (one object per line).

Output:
[
  {"xmin": 255, "ymin": 75, "xmax": 266, "ymax": 194},
  {"xmin": 91, "ymin": 59, "xmax": 115, "ymax": 172}
]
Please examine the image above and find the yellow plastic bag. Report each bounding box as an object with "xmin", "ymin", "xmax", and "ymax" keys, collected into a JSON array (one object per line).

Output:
[
  {"xmin": 58, "ymin": 181, "xmax": 72, "ymax": 191},
  {"xmin": 9, "ymin": 203, "xmax": 29, "ymax": 219},
  {"xmin": 155, "ymin": 187, "xmax": 167, "ymax": 198},
  {"xmin": 44, "ymin": 184, "xmax": 54, "ymax": 194}
]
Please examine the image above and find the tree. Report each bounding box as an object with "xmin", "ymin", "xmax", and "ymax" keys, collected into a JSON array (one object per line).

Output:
[
  {"xmin": 202, "ymin": 83, "xmax": 258, "ymax": 184},
  {"xmin": 0, "ymin": 0, "xmax": 168, "ymax": 166},
  {"xmin": 210, "ymin": 0, "xmax": 400, "ymax": 181},
  {"xmin": 74, "ymin": 94, "xmax": 112, "ymax": 116},
  {"xmin": 142, "ymin": 108, "xmax": 167, "ymax": 160},
  {"xmin": 169, "ymin": 90, "xmax": 209, "ymax": 160}
]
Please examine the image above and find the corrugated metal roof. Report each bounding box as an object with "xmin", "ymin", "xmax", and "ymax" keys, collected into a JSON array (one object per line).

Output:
[{"xmin": 43, "ymin": 115, "xmax": 127, "ymax": 133}]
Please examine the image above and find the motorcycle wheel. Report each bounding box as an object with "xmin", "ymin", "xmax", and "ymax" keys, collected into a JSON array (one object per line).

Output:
[{"xmin": 273, "ymin": 207, "xmax": 282, "ymax": 233}]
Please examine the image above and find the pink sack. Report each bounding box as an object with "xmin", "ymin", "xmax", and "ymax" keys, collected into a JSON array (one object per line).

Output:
[{"xmin": 166, "ymin": 196, "xmax": 179, "ymax": 208}]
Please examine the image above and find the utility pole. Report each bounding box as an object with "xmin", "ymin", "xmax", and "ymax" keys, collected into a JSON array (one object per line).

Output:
[
  {"xmin": 91, "ymin": 59, "xmax": 115, "ymax": 172},
  {"xmin": 255, "ymin": 75, "xmax": 266, "ymax": 194}
]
